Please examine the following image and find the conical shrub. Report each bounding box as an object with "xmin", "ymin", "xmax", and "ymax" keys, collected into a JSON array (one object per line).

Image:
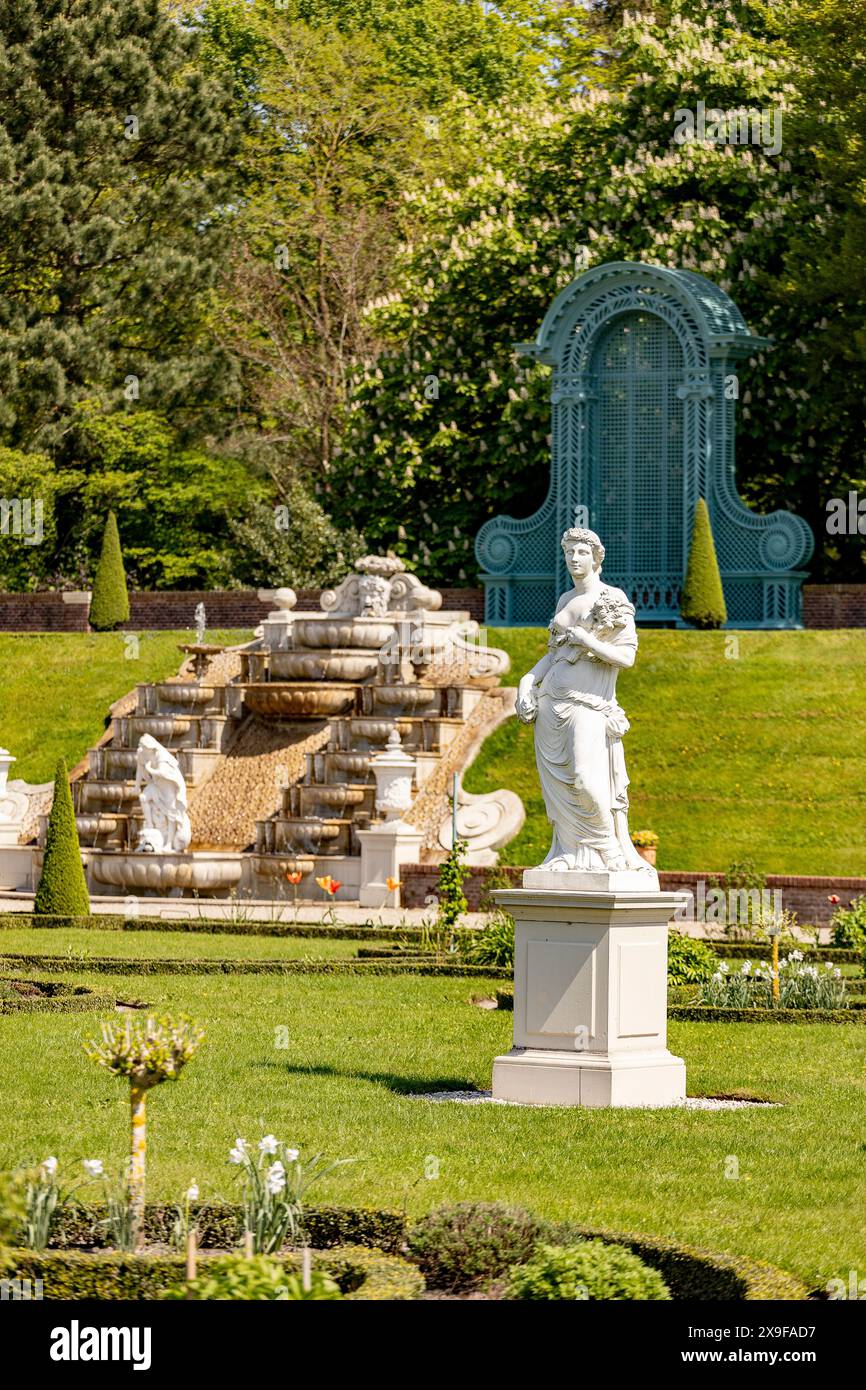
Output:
[
  {"xmin": 680, "ymin": 498, "xmax": 727, "ymax": 630},
  {"xmin": 33, "ymin": 758, "xmax": 90, "ymax": 917},
  {"xmin": 89, "ymin": 511, "xmax": 129, "ymax": 631}
]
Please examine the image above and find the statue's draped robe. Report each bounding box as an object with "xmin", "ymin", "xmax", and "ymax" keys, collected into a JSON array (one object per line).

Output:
[{"xmin": 534, "ymin": 588, "xmax": 647, "ymax": 872}]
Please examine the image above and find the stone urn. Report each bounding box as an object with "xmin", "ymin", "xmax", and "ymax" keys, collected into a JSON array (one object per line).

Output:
[{"xmin": 370, "ymin": 730, "xmax": 415, "ymax": 823}]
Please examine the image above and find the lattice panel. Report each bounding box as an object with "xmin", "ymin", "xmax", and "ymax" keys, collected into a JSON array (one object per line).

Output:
[{"xmin": 591, "ymin": 312, "xmax": 684, "ymax": 615}]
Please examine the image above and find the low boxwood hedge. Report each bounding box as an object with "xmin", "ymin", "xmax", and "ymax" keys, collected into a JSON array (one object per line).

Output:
[
  {"xmin": 0, "ymin": 952, "xmax": 508, "ymax": 979},
  {"xmin": 10, "ymin": 1244, "xmax": 423, "ymax": 1301},
  {"xmin": 668, "ymin": 1003, "xmax": 866, "ymax": 1024},
  {"xmin": 545, "ymin": 1223, "xmax": 808, "ymax": 1300},
  {"xmin": 44, "ymin": 1201, "xmax": 406, "ymax": 1254},
  {"xmin": 0, "ymin": 912, "xmax": 421, "ymax": 942},
  {"xmin": 709, "ymin": 941, "xmax": 859, "ymax": 965},
  {"xmin": 0, "ymin": 976, "xmax": 114, "ymax": 1014}
]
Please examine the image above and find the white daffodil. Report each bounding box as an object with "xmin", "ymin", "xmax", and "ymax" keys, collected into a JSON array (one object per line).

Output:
[
  {"xmin": 229, "ymin": 1138, "xmax": 249, "ymax": 1165},
  {"xmin": 42, "ymin": 1156, "xmax": 58, "ymax": 1177},
  {"xmin": 266, "ymin": 1161, "xmax": 286, "ymax": 1195},
  {"xmin": 284, "ymin": 1148, "xmax": 300, "ymax": 1163},
  {"xmin": 258, "ymin": 1135, "xmax": 278, "ymax": 1155},
  {"xmin": 83, "ymin": 1158, "xmax": 104, "ymax": 1178},
  {"xmin": 186, "ymin": 1183, "xmax": 199, "ymax": 1202}
]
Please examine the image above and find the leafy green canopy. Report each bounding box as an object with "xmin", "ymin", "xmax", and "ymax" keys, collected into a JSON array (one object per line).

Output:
[
  {"xmin": 328, "ymin": 2, "xmax": 864, "ymax": 583},
  {"xmin": 0, "ymin": 0, "xmax": 241, "ymax": 449}
]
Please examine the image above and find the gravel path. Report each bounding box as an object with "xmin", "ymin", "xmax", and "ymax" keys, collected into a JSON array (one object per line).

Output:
[{"xmin": 417, "ymin": 1090, "xmax": 778, "ymax": 1110}]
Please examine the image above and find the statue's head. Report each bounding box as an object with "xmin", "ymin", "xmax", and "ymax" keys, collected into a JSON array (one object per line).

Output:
[{"xmin": 561, "ymin": 527, "xmax": 604, "ymax": 575}]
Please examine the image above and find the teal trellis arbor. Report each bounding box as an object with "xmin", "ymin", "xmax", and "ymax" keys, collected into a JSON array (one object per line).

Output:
[{"xmin": 475, "ymin": 262, "xmax": 813, "ymax": 627}]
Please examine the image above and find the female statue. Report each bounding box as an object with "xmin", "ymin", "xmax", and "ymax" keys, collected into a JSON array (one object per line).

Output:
[
  {"xmin": 134, "ymin": 734, "xmax": 192, "ymax": 854},
  {"xmin": 516, "ymin": 528, "xmax": 651, "ymax": 875}
]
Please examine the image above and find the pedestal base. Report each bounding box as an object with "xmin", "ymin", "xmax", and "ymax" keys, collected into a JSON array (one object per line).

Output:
[
  {"xmin": 492, "ymin": 1047, "xmax": 686, "ymax": 1108},
  {"xmin": 490, "ymin": 885, "xmax": 686, "ymax": 1109}
]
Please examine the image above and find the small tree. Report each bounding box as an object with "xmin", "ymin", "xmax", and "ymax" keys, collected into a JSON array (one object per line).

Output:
[
  {"xmin": 86, "ymin": 1015, "xmax": 204, "ymax": 1252},
  {"xmin": 33, "ymin": 758, "xmax": 89, "ymax": 917},
  {"xmin": 680, "ymin": 498, "xmax": 727, "ymax": 630},
  {"xmin": 89, "ymin": 511, "xmax": 130, "ymax": 631}
]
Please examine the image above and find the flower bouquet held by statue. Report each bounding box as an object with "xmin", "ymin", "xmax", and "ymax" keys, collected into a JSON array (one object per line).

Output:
[{"xmin": 516, "ymin": 527, "xmax": 654, "ymax": 878}]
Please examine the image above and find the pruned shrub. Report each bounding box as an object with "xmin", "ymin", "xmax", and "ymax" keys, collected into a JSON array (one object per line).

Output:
[
  {"xmin": 507, "ymin": 1240, "xmax": 671, "ymax": 1301},
  {"xmin": 667, "ymin": 930, "xmax": 717, "ymax": 985},
  {"xmin": 161, "ymin": 1254, "xmax": 342, "ymax": 1301},
  {"xmin": 89, "ymin": 510, "xmax": 129, "ymax": 631},
  {"xmin": 680, "ymin": 497, "xmax": 727, "ymax": 629},
  {"xmin": 33, "ymin": 759, "xmax": 89, "ymax": 917},
  {"xmin": 408, "ymin": 1202, "xmax": 545, "ymax": 1292}
]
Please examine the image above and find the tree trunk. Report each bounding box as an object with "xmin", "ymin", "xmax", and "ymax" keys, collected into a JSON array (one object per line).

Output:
[{"xmin": 130, "ymin": 1084, "xmax": 147, "ymax": 1252}]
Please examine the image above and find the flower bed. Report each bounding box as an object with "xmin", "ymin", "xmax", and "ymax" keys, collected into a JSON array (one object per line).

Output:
[
  {"xmin": 0, "ymin": 952, "xmax": 509, "ymax": 979},
  {"xmin": 0, "ymin": 976, "xmax": 114, "ymax": 1014}
]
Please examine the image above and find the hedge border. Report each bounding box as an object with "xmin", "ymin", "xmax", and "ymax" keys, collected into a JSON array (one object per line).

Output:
[
  {"xmin": 44, "ymin": 1201, "xmax": 406, "ymax": 1254},
  {"xmin": 0, "ymin": 912, "xmax": 421, "ymax": 941},
  {"xmin": 0, "ymin": 952, "xmax": 509, "ymax": 979},
  {"xmin": 668, "ymin": 1003, "xmax": 866, "ymax": 1024},
  {"xmin": 22, "ymin": 1203, "xmax": 807, "ymax": 1301},
  {"xmin": 710, "ymin": 941, "xmax": 861, "ymax": 965},
  {"xmin": 544, "ymin": 1222, "xmax": 808, "ymax": 1301},
  {"xmin": 9, "ymin": 1244, "xmax": 423, "ymax": 1301},
  {"xmin": 0, "ymin": 976, "xmax": 114, "ymax": 1015}
]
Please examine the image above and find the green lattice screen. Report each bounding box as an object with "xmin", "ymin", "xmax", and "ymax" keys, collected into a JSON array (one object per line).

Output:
[{"xmin": 593, "ymin": 312, "xmax": 684, "ymax": 611}]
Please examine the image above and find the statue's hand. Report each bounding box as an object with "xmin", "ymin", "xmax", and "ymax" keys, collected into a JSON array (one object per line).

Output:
[
  {"xmin": 516, "ymin": 674, "xmax": 538, "ymax": 724},
  {"xmin": 565, "ymin": 624, "xmax": 591, "ymax": 648}
]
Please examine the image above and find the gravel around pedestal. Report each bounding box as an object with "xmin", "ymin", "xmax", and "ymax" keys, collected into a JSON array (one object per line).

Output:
[{"xmin": 417, "ymin": 1090, "xmax": 778, "ymax": 1110}]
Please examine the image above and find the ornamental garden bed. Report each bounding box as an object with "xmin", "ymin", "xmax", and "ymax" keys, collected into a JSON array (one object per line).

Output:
[
  {"xmin": 8, "ymin": 1202, "xmax": 809, "ymax": 1301},
  {"xmin": 0, "ymin": 975, "xmax": 115, "ymax": 1014}
]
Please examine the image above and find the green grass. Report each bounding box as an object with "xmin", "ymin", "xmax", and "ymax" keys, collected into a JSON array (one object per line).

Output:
[
  {"xmin": 466, "ymin": 629, "xmax": 866, "ymax": 875},
  {"xmin": 0, "ymin": 963, "xmax": 863, "ymax": 1290},
  {"xmin": 0, "ymin": 631, "xmax": 252, "ymax": 783},
  {"xmin": 0, "ymin": 928, "xmax": 362, "ymax": 961}
]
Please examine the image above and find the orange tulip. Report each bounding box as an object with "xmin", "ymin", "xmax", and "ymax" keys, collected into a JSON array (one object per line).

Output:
[
  {"xmin": 385, "ymin": 877, "xmax": 401, "ymax": 891},
  {"xmin": 285, "ymin": 871, "xmax": 303, "ymax": 885},
  {"xmin": 316, "ymin": 876, "xmax": 340, "ymax": 895}
]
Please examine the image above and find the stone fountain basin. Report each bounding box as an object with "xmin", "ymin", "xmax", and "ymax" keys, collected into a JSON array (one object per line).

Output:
[
  {"xmin": 368, "ymin": 685, "xmax": 439, "ymax": 711},
  {"xmin": 90, "ymin": 852, "xmax": 242, "ymax": 894},
  {"xmin": 297, "ymin": 785, "xmax": 369, "ymax": 810},
  {"xmin": 153, "ymin": 683, "xmax": 217, "ymax": 707},
  {"xmin": 251, "ymin": 855, "xmax": 315, "ymax": 881},
  {"xmin": 350, "ymin": 718, "xmax": 413, "ymax": 743},
  {"xmin": 292, "ymin": 618, "xmax": 395, "ymax": 650},
  {"xmin": 125, "ymin": 715, "xmax": 193, "ymax": 741},
  {"xmin": 269, "ymin": 649, "xmax": 379, "ymax": 683},
  {"xmin": 76, "ymin": 781, "xmax": 138, "ymax": 810},
  {"xmin": 243, "ymin": 683, "xmax": 358, "ymax": 717}
]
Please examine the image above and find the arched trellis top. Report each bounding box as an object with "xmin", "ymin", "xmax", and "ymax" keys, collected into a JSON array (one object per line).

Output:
[
  {"xmin": 476, "ymin": 261, "xmax": 812, "ymax": 629},
  {"xmin": 516, "ymin": 262, "xmax": 771, "ymax": 369}
]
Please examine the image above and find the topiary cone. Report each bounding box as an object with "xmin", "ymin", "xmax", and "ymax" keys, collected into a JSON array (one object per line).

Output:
[
  {"xmin": 680, "ymin": 498, "xmax": 727, "ymax": 630},
  {"xmin": 34, "ymin": 758, "xmax": 90, "ymax": 916},
  {"xmin": 89, "ymin": 510, "xmax": 130, "ymax": 631}
]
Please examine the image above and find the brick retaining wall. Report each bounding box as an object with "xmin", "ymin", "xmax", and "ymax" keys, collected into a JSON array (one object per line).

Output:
[
  {"xmin": 399, "ymin": 865, "xmax": 866, "ymax": 928},
  {"xmin": 0, "ymin": 587, "xmax": 486, "ymax": 631},
  {"xmin": 802, "ymin": 584, "xmax": 866, "ymax": 628},
  {"xmin": 0, "ymin": 585, "xmax": 861, "ymax": 630}
]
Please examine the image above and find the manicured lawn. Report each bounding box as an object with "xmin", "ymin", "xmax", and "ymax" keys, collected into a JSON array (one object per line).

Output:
[
  {"xmin": 0, "ymin": 927, "xmax": 363, "ymax": 960},
  {"xmin": 466, "ymin": 629, "xmax": 866, "ymax": 875},
  {"xmin": 0, "ymin": 631, "xmax": 252, "ymax": 783},
  {"xmin": 1, "ymin": 962, "xmax": 863, "ymax": 1290}
]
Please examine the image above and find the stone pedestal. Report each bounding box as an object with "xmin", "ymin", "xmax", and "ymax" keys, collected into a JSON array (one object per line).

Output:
[
  {"xmin": 492, "ymin": 884, "xmax": 685, "ymax": 1108},
  {"xmin": 357, "ymin": 823, "xmax": 424, "ymax": 908}
]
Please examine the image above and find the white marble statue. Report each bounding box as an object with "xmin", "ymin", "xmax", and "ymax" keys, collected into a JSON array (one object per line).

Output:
[
  {"xmin": 516, "ymin": 528, "xmax": 651, "ymax": 875},
  {"xmin": 134, "ymin": 735, "xmax": 192, "ymax": 853}
]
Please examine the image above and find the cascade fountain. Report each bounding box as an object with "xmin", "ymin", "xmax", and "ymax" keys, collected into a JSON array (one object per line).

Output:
[{"xmin": 27, "ymin": 557, "xmax": 523, "ymax": 902}]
